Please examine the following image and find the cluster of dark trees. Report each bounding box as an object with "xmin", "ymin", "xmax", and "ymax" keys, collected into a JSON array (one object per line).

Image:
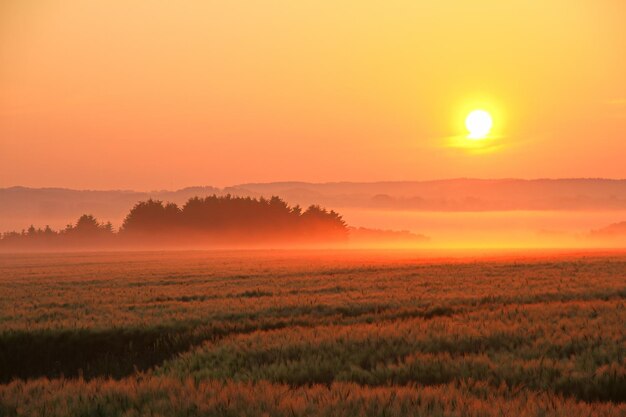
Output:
[
  {"xmin": 0, "ymin": 215, "xmax": 116, "ymax": 249},
  {"xmin": 0, "ymin": 195, "xmax": 348, "ymax": 249}
]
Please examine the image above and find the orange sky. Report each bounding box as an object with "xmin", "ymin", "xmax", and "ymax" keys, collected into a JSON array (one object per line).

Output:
[{"xmin": 1, "ymin": 1, "xmax": 625, "ymax": 190}]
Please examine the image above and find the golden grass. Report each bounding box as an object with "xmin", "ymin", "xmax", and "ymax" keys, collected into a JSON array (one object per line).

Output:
[{"xmin": 0, "ymin": 250, "xmax": 624, "ymax": 415}]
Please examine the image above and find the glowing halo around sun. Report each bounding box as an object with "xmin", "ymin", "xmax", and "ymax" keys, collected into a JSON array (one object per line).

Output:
[
  {"xmin": 465, "ymin": 110, "xmax": 493, "ymax": 139},
  {"xmin": 445, "ymin": 101, "xmax": 503, "ymax": 153}
]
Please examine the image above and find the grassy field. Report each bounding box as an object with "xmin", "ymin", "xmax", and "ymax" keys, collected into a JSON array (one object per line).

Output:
[{"xmin": 0, "ymin": 250, "xmax": 625, "ymax": 416}]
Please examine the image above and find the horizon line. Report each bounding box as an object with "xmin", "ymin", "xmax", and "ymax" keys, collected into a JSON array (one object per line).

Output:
[{"xmin": 3, "ymin": 176, "xmax": 626, "ymax": 194}]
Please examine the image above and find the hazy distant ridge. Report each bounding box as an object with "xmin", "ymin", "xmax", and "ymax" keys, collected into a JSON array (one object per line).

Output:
[{"xmin": 232, "ymin": 178, "xmax": 626, "ymax": 211}]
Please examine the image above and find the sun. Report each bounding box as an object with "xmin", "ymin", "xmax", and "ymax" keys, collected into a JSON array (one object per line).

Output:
[{"xmin": 465, "ymin": 110, "xmax": 493, "ymax": 139}]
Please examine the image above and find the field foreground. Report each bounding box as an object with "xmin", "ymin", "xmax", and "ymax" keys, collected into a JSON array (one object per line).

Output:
[{"xmin": 0, "ymin": 250, "xmax": 625, "ymax": 416}]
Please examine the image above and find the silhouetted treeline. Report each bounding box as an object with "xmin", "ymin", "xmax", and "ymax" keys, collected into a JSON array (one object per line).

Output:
[
  {"xmin": 0, "ymin": 195, "xmax": 348, "ymax": 249},
  {"xmin": 0, "ymin": 215, "xmax": 116, "ymax": 249}
]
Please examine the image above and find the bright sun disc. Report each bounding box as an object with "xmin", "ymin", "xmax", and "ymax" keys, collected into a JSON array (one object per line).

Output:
[{"xmin": 465, "ymin": 110, "xmax": 493, "ymax": 139}]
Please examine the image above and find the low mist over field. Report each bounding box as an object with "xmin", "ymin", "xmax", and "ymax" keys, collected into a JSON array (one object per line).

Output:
[{"xmin": 3, "ymin": 179, "xmax": 626, "ymax": 248}]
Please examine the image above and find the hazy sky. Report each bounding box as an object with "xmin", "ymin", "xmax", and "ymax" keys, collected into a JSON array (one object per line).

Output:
[{"xmin": 1, "ymin": 1, "xmax": 625, "ymax": 190}]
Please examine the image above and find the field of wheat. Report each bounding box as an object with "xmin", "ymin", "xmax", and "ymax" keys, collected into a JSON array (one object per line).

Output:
[{"xmin": 0, "ymin": 250, "xmax": 624, "ymax": 416}]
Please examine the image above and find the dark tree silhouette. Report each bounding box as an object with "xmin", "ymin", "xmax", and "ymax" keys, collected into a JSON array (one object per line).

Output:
[
  {"xmin": 1, "ymin": 195, "xmax": 348, "ymax": 249},
  {"xmin": 121, "ymin": 195, "xmax": 347, "ymax": 242},
  {"xmin": 64, "ymin": 214, "xmax": 115, "ymax": 238},
  {"xmin": 121, "ymin": 200, "xmax": 182, "ymax": 234},
  {"xmin": 0, "ymin": 214, "xmax": 113, "ymax": 249}
]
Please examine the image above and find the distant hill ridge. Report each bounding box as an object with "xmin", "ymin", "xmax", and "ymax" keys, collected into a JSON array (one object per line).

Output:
[{"xmin": 2, "ymin": 178, "xmax": 626, "ymax": 231}]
